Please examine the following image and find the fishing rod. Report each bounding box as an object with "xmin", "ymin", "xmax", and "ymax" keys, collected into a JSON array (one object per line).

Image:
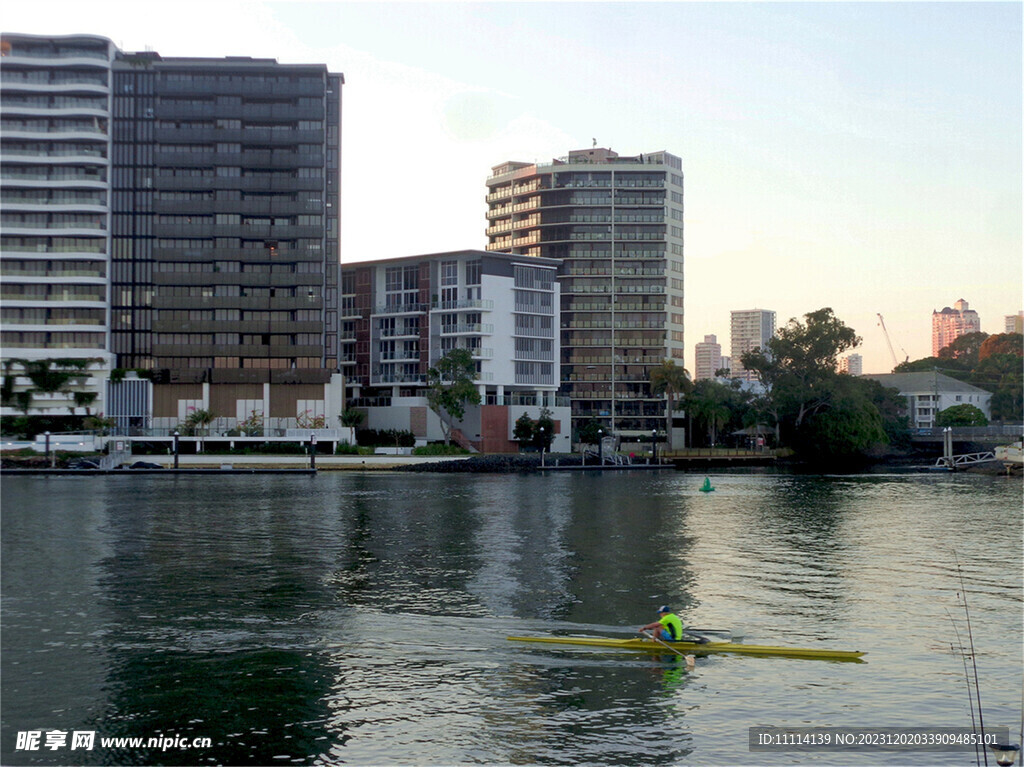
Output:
[
  {"xmin": 955, "ymin": 552, "xmax": 989, "ymax": 767},
  {"xmin": 947, "ymin": 607, "xmax": 982, "ymax": 767}
]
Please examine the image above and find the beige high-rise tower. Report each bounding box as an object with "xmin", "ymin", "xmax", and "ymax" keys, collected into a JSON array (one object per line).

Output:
[{"xmin": 485, "ymin": 147, "xmax": 684, "ymax": 440}]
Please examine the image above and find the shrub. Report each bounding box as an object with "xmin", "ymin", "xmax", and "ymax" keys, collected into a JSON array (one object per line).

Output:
[
  {"xmin": 355, "ymin": 428, "xmax": 415, "ymax": 447},
  {"xmin": 412, "ymin": 443, "xmax": 470, "ymax": 456}
]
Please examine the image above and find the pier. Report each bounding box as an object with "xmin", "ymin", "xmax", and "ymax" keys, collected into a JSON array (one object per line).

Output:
[{"xmin": 663, "ymin": 448, "xmax": 776, "ymax": 468}]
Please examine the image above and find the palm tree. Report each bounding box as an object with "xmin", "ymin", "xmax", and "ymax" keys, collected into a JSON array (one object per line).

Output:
[
  {"xmin": 688, "ymin": 388, "xmax": 731, "ymax": 446},
  {"xmin": 649, "ymin": 359, "xmax": 692, "ymax": 451}
]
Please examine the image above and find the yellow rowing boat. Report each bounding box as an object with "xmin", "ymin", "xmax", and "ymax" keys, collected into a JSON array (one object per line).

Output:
[{"xmin": 507, "ymin": 635, "xmax": 865, "ymax": 662}]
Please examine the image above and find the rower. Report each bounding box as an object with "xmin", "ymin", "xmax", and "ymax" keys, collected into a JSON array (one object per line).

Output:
[{"xmin": 639, "ymin": 605, "xmax": 684, "ymax": 642}]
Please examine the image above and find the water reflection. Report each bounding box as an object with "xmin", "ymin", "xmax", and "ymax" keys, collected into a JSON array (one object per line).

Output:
[{"xmin": 1, "ymin": 472, "xmax": 1020, "ymax": 767}]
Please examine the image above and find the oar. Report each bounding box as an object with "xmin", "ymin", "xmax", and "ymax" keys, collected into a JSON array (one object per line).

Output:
[
  {"xmin": 641, "ymin": 630, "xmax": 696, "ymax": 669},
  {"xmin": 686, "ymin": 627, "xmax": 732, "ymax": 636}
]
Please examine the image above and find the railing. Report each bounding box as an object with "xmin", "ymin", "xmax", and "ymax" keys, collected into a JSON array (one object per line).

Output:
[{"xmin": 913, "ymin": 425, "xmax": 1024, "ymax": 440}]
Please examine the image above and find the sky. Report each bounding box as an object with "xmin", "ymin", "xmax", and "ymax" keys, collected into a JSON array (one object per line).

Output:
[{"xmin": 6, "ymin": 1, "xmax": 1021, "ymax": 375}]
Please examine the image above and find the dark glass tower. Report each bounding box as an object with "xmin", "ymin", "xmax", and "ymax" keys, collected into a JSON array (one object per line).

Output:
[{"xmin": 109, "ymin": 52, "xmax": 342, "ymax": 385}]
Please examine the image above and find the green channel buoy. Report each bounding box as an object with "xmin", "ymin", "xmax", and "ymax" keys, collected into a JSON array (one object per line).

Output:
[{"xmin": 700, "ymin": 477, "xmax": 715, "ymax": 493}]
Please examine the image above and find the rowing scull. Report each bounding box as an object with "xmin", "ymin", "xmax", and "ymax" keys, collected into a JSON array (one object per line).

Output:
[{"xmin": 507, "ymin": 635, "xmax": 865, "ymax": 662}]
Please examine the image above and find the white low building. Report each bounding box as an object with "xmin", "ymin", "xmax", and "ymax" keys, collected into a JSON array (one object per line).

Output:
[{"xmin": 864, "ymin": 371, "xmax": 992, "ymax": 429}]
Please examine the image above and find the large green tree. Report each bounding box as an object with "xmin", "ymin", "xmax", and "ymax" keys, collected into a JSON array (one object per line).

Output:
[
  {"xmin": 426, "ymin": 348, "xmax": 481, "ymax": 446},
  {"xmin": 741, "ymin": 308, "xmax": 860, "ymax": 430},
  {"xmin": 741, "ymin": 308, "xmax": 896, "ymax": 461},
  {"xmin": 649, "ymin": 359, "xmax": 692, "ymax": 450}
]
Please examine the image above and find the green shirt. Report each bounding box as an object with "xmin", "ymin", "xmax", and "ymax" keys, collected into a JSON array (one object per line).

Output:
[{"xmin": 659, "ymin": 612, "xmax": 684, "ymax": 640}]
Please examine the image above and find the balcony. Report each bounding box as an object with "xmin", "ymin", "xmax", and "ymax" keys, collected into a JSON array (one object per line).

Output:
[
  {"xmin": 371, "ymin": 302, "xmax": 427, "ymax": 316},
  {"xmin": 430, "ymin": 298, "xmax": 493, "ymax": 312},
  {"xmin": 370, "ymin": 371, "xmax": 425, "ymax": 386},
  {"xmin": 439, "ymin": 323, "xmax": 493, "ymax": 335}
]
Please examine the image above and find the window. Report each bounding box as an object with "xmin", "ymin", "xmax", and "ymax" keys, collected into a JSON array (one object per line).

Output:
[{"xmin": 441, "ymin": 260, "xmax": 458, "ymax": 286}]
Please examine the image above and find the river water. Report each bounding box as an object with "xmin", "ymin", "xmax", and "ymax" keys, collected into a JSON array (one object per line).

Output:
[{"xmin": 1, "ymin": 470, "xmax": 1021, "ymax": 766}]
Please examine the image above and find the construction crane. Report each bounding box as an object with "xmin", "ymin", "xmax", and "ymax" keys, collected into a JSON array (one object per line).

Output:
[{"xmin": 877, "ymin": 314, "xmax": 908, "ymax": 370}]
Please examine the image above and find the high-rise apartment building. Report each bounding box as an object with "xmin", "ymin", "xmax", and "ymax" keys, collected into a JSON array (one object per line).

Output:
[
  {"xmin": 1, "ymin": 33, "xmax": 117, "ymax": 416},
  {"xmin": 1005, "ymin": 312, "xmax": 1023, "ymax": 335},
  {"xmin": 2, "ymin": 34, "xmax": 344, "ymax": 434},
  {"xmin": 730, "ymin": 309, "xmax": 775, "ymax": 382},
  {"xmin": 839, "ymin": 353, "xmax": 863, "ymax": 376},
  {"xmin": 694, "ymin": 334, "xmax": 723, "ymax": 381},
  {"xmin": 485, "ymin": 147, "xmax": 685, "ymax": 438},
  {"xmin": 106, "ymin": 50, "xmax": 343, "ymax": 432},
  {"xmin": 932, "ymin": 299, "xmax": 980, "ymax": 356}
]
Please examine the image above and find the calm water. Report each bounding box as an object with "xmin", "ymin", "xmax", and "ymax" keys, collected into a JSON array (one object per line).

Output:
[{"xmin": 1, "ymin": 470, "xmax": 1021, "ymax": 766}]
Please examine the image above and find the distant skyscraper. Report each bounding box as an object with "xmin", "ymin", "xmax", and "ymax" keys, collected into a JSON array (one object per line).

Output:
[
  {"xmin": 1005, "ymin": 312, "xmax": 1023, "ymax": 335},
  {"xmin": 486, "ymin": 147, "xmax": 685, "ymax": 437},
  {"xmin": 730, "ymin": 309, "xmax": 776, "ymax": 382},
  {"xmin": 839, "ymin": 353, "xmax": 863, "ymax": 376},
  {"xmin": 694, "ymin": 334, "xmax": 723, "ymax": 381},
  {"xmin": 932, "ymin": 299, "xmax": 980, "ymax": 356}
]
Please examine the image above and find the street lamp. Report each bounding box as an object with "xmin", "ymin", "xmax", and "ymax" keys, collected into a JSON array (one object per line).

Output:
[
  {"xmin": 597, "ymin": 428, "xmax": 604, "ymax": 465},
  {"xmin": 173, "ymin": 430, "xmax": 180, "ymax": 469},
  {"xmin": 652, "ymin": 429, "xmax": 657, "ymax": 464},
  {"xmin": 539, "ymin": 426, "xmax": 545, "ymax": 468},
  {"xmin": 44, "ymin": 431, "xmax": 51, "ymax": 467},
  {"xmin": 310, "ymin": 433, "xmax": 318, "ymax": 470},
  {"xmin": 992, "ymin": 743, "xmax": 1020, "ymax": 767}
]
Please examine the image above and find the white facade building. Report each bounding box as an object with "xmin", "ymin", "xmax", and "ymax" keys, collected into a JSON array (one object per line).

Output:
[
  {"xmin": 839, "ymin": 353, "xmax": 863, "ymax": 376},
  {"xmin": 730, "ymin": 309, "xmax": 776, "ymax": 382},
  {"xmin": 694, "ymin": 334, "xmax": 723, "ymax": 381},
  {"xmin": 342, "ymin": 251, "xmax": 570, "ymax": 452},
  {"xmin": 1, "ymin": 33, "xmax": 116, "ymax": 417},
  {"xmin": 865, "ymin": 371, "xmax": 992, "ymax": 429}
]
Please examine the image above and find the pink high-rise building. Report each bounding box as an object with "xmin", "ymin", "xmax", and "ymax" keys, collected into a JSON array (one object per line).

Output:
[{"xmin": 932, "ymin": 299, "xmax": 981, "ymax": 356}]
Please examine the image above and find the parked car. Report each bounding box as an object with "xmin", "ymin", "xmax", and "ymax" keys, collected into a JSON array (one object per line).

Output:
[
  {"xmin": 129, "ymin": 461, "xmax": 163, "ymax": 469},
  {"xmin": 67, "ymin": 459, "xmax": 100, "ymax": 470}
]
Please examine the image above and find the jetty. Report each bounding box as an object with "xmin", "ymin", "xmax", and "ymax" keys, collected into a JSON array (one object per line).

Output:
[{"xmin": 663, "ymin": 448, "xmax": 775, "ymax": 468}]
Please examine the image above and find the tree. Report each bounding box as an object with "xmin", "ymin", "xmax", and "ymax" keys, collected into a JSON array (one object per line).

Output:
[
  {"xmin": 339, "ymin": 409, "xmax": 365, "ymax": 428},
  {"xmin": 686, "ymin": 380, "xmax": 732, "ymax": 446},
  {"xmin": 742, "ymin": 308, "xmax": 860, "ymax": 432},
  {"xmin": 795, "ymin": 375, "xmax": 889, "ymax": 461},
  {"xmin": 576, "ymin": 417, "xmax": 603, "ymax": 446},
  {"xmin": 936, "ymin": 404, "xmax": 988, "ymax": 427},
  {"xmin": 182, "ymin": 407, "xmax": 216, "ymax": 436},
  {"xmin": 649, "ymin": 359, "xmax": 692, "ymax": 451},
  {"xmin": 532, "ymin": 407, "xmax": 555, "ymax": 452},
  {"xmin": 425, "ymin": 348, "xmax": 481, "ymax": 446},
  {"xmin": 513, "ymin": 412, "xmax": 535, "ymax": 448},
  {"xmin": 740, "ymin": 308, "xmax": 899, "ymax": 461},
  {"xmin": 938, "ymin": 331, "xmax": 988, "ymax": 367},
  {"xmin": 979, "ymin": 333, "xmax": 1023, "ymax": 362}
]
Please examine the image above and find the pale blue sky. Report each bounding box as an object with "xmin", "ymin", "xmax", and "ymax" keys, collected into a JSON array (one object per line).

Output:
[{"xmin": 6, "ymin": 1, "xmax": 1021, "ymax": 373}]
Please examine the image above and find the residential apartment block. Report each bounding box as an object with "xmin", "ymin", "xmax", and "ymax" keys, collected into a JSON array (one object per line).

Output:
[
  {"xmin": 932, "ymin": 299, "xmax": 980, "ymax": 356},
  {"xmin": 341, "ymin": 250, "xmax": 569, "ymax": 453},
  {"xmin": 1, "ymin": 33, "xmax": 117, "ymax": 416},
  {"xmin": 839, "ymin": 353, "xmax": 863, "ymax": 376},
  {"xmin": 730, "ymin": 309, "xmax": 776, "ymax": 382},
  {"xmin": 1, "ymin": 34, "xmax": 345, "ymax": 434},
  {"xmin": 1005, "ymin": 312, "xmax": 1023, "ymax": 335},
  {"xmin": 485, "ymin": 147, "xmax": 685, "ymax": 439},
  {"xmin": 694, "ymin": 334, "xmax": 723, "ymax": 381},
  {"xmin": 865, "ymin": 371, "xmax": 991, "ymax": 429}
]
